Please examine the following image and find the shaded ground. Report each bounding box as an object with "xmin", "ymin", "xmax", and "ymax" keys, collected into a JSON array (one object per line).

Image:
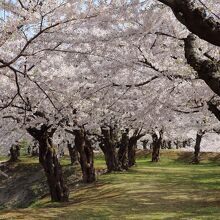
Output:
[
  {"xmin": 0, "ymin": 151, "xmax": 220, "ymax": 219},
  {"xmin": 0, "ymin": 156, "xmax": 80, "ymax": 210}
]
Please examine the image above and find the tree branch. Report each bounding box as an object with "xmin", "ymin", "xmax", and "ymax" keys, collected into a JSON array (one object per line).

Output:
[
  {"xmin": 157, "ymin": 0, "xmax": 220, "ymax": 46},
  {"xmin": 184, "ymin": 34, "xmax": 220, "ymax": 96}
]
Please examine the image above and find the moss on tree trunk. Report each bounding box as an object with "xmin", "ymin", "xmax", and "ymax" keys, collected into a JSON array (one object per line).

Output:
[{"xmin": 27, "ymin": 125, "xmax": 69, "ymax": 202}]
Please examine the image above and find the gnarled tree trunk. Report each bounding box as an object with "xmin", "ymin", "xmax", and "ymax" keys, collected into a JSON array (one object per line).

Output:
[
  {"xmin": 151, "ymin": 129, "xmax": 164, "ymax": 162},
  {"xmin": 157, "ymin": 0, "xmax": 220, "ymax": 47},
  {"xmin": 74, "ymin": 128, "xmax": 95, "ymax": 183},
  {"xmin": 67, "ymin": 141, "xmax": 79, "ymax": 165},
  {"xmin": 118, "ymin": 130, "xmax": 129, "ymax": 170},
  {"xmin": 184, "ymin": 34, "xmax": 220, "ymax": 97},
  {"xmin": 128, "ymin": 136, "xmax": 137, "ymax": 167},
  {"xmin": 27, "ymin": 125, "xmax": 69, "ymax": 202},
  {"xmin": 128, "ymin": 129, "xmax": 145, "ymax": 167},
  {"xmin": 100, "ymin": 127, "xmax": 120, "ymax": 172},
  {"xmin": 9, "ymin": 144, "xmax": 20, "ymax": 162}
]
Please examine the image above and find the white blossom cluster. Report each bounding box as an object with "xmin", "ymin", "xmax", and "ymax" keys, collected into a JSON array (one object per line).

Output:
[{"xmin": 0, "ymin": 0, "xmax": 219, "ymax": 153}]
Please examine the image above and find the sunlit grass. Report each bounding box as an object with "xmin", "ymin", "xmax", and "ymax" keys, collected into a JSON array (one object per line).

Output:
[
  {"xmin": 0, "ymin": 156, "xmax": 8, "ymax": 162},
  {"xmin": 0, "ymin": 151, "xmax": 220, "ymax": 219}
]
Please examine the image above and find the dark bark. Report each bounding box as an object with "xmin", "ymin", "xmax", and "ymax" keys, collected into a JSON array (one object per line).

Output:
[
  {"xmin": 151, "ymin": 129, "xmax": 164, "ymax": 162},
  {"xmin": 184, "ymin": 34, "xmax": 220, "ymax": 97},
  {"xmin": 118, "ymin": 130, "xmax": 129, "ymax": 170},
  {"xmin": 167, "ymin": 140, "xmax": 172, "ymax": 149},
  {"xmin": 184, "ymin": 34, "xmax": 220, "ymax": 126},
  {"xmin": 141, "ymin": 140, "xmax": 149, "ymax": 150},
  {"xmin": 183, "ymin": 140, "xmax": 187, "ymax": 148},
  {"xmin": 161, "ymin": 140, "xmax": 166, "ymax": 149},
  {"xmin": 30, "ymin": 141, "xmax": 39, "ymax": 156},
  {"xmin": 151, "ymin": 134, "xmax": 160, "ymax": 162},
  {"xmin": 128, "ymin": 136, "xmax": 137, "ymax": 167},
  {"xmin": 31, "ymin": 145, "xmax": 39, "ymax": 156},
  {"xmin": 207, "ymin": 100, "xmax": 220, "ymax": 121},
  {"xmin": 67, "ymin": 142, "xmax": 79, "ymax": 165},
  {"xmin": 192, "ymin": 130, "xmax": 205, "ymax": 164},
  {"xmin": 100, "ymin": 127, "xmax": 120, "ymax": 172},
  {"xmin": 74, "ymin": 128, "xmax": 96, "ymax": 183},
  {"xmin": 27, "ymin": 125, "xmax": 69, "ymax": 202},
  {"xmin": 175, "ymin": 140, "xmax": 180, "ymax": 149},
  {"xmin": 27, "ymin": 145, "xmax": 31, "ymax": 155},
  {"xmin": 128, "ymin": 129, "xmax": 145, "ymax": 167},
  {"xmin": 9, "ymin": 144, "xmax": 20, "ymax": 162},
  {"xmin": 158, "ymin": 0, "xmax": 220, "ymax": 46}
]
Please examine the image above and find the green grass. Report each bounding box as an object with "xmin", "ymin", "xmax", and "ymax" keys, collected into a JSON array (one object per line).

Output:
[
  {"xmin": 0, "ymin": 152, "xmax": 220, "ymax": 220},
  {"xmin": 0, "ymin": 156, "xmax": 8, "ymax": 162}
]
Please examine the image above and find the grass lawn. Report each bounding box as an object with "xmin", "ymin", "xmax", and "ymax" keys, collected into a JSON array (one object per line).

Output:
[{"xmin": 0, "ymin": 151, "xmax": 220, "ymax": 220}]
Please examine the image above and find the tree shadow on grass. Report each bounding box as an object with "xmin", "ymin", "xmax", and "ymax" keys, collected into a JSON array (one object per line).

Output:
[
  {"xmin": 1, "ymin": 157, "xmax": 220, "ymax": 219},
  {"xmin": 175, "ymin": 152, "xmax": 220, "ymax": 165}
]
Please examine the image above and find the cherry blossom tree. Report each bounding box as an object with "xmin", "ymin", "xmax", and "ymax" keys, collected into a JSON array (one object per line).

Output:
[{"xmin": 0, "ymin": 0, "xmax": 220, "ymax": 204}]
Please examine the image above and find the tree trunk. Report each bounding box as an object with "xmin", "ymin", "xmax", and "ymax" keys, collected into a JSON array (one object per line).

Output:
[
  {"xmin": 184, "ymin": 34, "xmax": 220, "ymax": 97},
  {"xmin": 128, "ymin": 129, "xmax": 145, "ymax": 167},
  {"xmin": 118, "ymin": 131, "xmax": 129, "ymax": 170},
  {"xmin": 9, "ymin": 144, "xmax": 20, "ymax": 162},
  {"xmin": 167, "ymin": 140, "xmax": 172, "ymax": 149},
  {"xmin": 74, "ymin": 129, "xmax": 96, "ymax": 183},
  {"xmin": 207, "ymin": 100, "xmax": 220, "ymax": 121},
  {"xmin": 27, "ymin": 126, "xmax": 69, "ymax": 202},
  {"xmin": 128, "ymin": 136, "xmax": 137, "ymax": 167},
  {"xmin": 157, "ymin": 0, "xmax": 220, "ymax": 46},
  {"xmin": 151, "ymin": 129, "xmax": 164, "ymax": 162},
  {"xmin": 100, "ymin": 127, "xmax": 120, "ymax": 172},
  {"xmin": 31, "ymin": 141, "xmax": 39, "ymax": 156},
  {"xmin": 38, "ymin": 138, "xmax": 69, "ymax": 202},
  {"xmin": 151, "ymin": 133, "xmax": 160, "ymax": 162},
  {"xmin": 192, "ymin": 130, "xmax": 204, "ymax": 164},
  {"xmin": 67, "ymin": 142, "xmax": 79, "ymax": 165},
  {"xmin": 142, "ymin": 140, "xmax": 148, "ymax": 150}
]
